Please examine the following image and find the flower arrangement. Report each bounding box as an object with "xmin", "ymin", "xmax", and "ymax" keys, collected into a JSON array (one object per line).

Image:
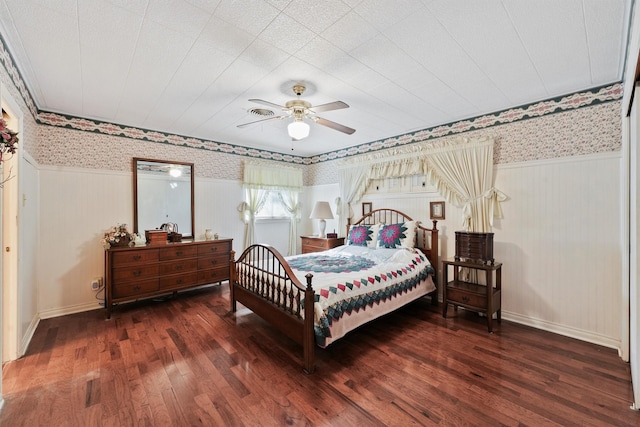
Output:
[
  {"xmin": 101, "ymin": 224, "xmax": 135, "ymax": 249},
  {"xmin": 0, "ymin": 118, "xmax": 18, "ymax": 162}
]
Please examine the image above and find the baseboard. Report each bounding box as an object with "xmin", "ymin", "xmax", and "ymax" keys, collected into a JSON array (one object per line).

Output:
[
  {"xmin": 39, "ymin": 302, "xmax": 103, "ymax": 320},
  {"xmin": 19, "ymin": 314, "xmax": 40, "ymax": 358},
  {"xmin": 502, "ymin": 310, "xmax": 621, "ymax": 351}
]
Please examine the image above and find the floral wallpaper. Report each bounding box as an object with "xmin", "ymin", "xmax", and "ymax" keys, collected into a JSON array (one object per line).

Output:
[{"xmin": 0, "ymin": 31, "xmax": 623, "ymax": 186}]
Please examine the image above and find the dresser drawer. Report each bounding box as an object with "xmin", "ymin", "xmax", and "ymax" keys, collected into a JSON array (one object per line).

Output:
[
  {"xmin": 112, "ymin": 278, "xmax": 159, "ymax": 298},
  {"xmin": 112, "ymin": 264, "xmax": 159, "ymax": 284},
  {"xmin": 112, "ymin": 249, "xmax": 159, "ymax": 266},
  {"xmin": 197, "ymin": 254, "xmax": 229, "ymax": 270},
  {"xmin": 198, "ymin": 267, "xmax": 229, "ymax": 285},
  {"xmin": 159, "ymin": 272, "xmax": 198, "ymax": 291},
  {"xmin": 159, "ymin": 258, "xmax": 197, "ymax": 275},
  {"xmin": 197, "ymin": 241, "xmax": 231, "ymax": 256},
  {"xmin": 159, "ymin": 245, "xmax": 198, "ymax": 260}
]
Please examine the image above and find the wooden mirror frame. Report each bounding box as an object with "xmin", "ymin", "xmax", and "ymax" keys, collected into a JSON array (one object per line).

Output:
[{"xmin": 133, "ymin": 158, "xmax": 195, "ymax": 239}]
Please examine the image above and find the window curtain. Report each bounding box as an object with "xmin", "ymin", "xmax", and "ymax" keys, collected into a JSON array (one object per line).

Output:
[
  {"xmin": 238, "ymin": 189, "xmax": 268, "ymax": 250},
  {"xmin": 241, "ymin": 160, "xmax": 303, "ymax": 250},
  {"xmin": 336, "ymin": 165, "xmax": 370, "ymax": 237},
  {"xmin": 278, "ymin": 192, "xmax": 301, "ymax": 255},
  {"xmin": 336, "ymin": 136, "xmax": 506, "ymax": 233},
  {"xmin": 423, "ymin": 137, "xmax": 507, "ymax": 232}
]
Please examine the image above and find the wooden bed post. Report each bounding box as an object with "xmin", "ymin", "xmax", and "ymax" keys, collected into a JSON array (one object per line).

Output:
[
  {"xmin": 431, "ymin": 221, "xmax": 439, "ymax": 305},
  {"xmin": 229, "ymin": 250, "xmax": 236, "ymax": 312},
  {"xmin": 303, "ymin": 273, "xmax": 315, "ymax": 374}
]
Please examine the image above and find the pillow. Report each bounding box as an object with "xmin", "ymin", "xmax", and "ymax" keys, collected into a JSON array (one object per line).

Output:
[
  {"xmin": 347, "ymin": 224, "xmax": 380, "ymax": 248},
  {"xmin": 377, "ymin": 221, "xmax": 418, "ymax": 249}
]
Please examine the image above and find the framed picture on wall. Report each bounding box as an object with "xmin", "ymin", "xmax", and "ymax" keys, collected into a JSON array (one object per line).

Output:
[
  {"xmin": 362, "ymin": 202, "xmax": 372, "ymax": 216},
  {"xmin": 430, "ymin": 201, "xmax": 445, "ymax": 220}
]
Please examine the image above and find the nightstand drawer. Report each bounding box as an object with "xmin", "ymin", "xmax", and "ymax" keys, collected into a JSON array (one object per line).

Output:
[
  {"xmin": 446, "ymin": 287, "xmax": 487, "ymax": 309},
  {"xmin": 301, "ymin": 238, "xmax": 329, "ymax": 249},
  {"xmin": 301, "ymin": 236, "xmax": 345, "ymax": 254}
]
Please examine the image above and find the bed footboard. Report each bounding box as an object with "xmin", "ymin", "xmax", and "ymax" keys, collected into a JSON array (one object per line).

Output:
[{"xmin": 229, "ymin": 244, "xmax": 316, "ymax": 374}]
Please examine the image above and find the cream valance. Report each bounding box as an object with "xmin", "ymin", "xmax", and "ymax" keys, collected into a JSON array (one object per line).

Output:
[
  {"xmin": 336, "ymin": 136, "xmax": 507, "ymax": 233},
  {"xmin": 242, "ymin": 159, "xmax": 303, "ymax": 192}
]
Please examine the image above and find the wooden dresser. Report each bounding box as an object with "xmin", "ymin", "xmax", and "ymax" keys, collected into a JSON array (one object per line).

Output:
[
  {"xmin": 301, "ymin": 236, "xmax": 345, "ymax": 254},
  {"xmin": 105, "ymin": 238, "xmax": 232, "ymax": 317}
]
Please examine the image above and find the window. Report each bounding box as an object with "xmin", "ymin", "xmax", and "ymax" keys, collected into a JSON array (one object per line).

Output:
[{"xmin": 253, "ymin": 190, "xmax": 290, "ymax": 219}]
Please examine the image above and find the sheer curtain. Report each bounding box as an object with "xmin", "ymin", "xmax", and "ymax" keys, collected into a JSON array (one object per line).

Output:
[
  {"xmin": 278, "ymin": 192, "xmax": 301, "ymax": 255},
  {"xmin": 241, "ymin": 160, "xmax": 303, "ymax": 251},
  {"xmin": 239, "ymin": 189, "xmax": 268, "ymax": 250},
  {"xmin": 336, "ymin": 165, "xmax": 370, "ymax": 237}
]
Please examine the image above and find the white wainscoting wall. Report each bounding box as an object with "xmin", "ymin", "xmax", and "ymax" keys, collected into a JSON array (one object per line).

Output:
[
  {"xmin": 304, "ymin": 152, "xmax": 623, "ymax": 350},
  {"xmin": 38, "ymin": 167, "xmax": 247, "ymax": 318},
  {"xmin": 35, "ymin": 151, "xmax": 625, "ymax": 351},
  {"xmin": 495, "ymin": 152, "xmax": 622, "ymax": 349}
]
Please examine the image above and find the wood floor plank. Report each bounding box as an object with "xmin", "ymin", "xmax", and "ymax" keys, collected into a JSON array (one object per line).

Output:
[{"xmin": 1, "ymin": 286, "xmax": 639, "ymax": 426}]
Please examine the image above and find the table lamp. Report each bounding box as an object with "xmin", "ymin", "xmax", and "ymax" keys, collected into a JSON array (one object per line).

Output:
[{"xmin": 310, "ymin": 201, "xmax": 334, "ymax": 238}]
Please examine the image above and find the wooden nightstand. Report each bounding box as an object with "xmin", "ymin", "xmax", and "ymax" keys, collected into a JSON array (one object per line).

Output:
[
  {"xmin": 442, "ymin": 258, "xmax": 502, "ymax": 332},
  {"xmin": 301, "ymin": 236, "xmax": 345, "ymax": 254}
]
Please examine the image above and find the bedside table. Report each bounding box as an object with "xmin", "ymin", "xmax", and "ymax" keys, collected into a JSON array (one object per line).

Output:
[
  {"xmin": 442, "ymin": 258, "xmax": 502, "ymax": 332},
  {"xmin": 301, "ymin": 236, "xmax": 345, "ymax": 254}
]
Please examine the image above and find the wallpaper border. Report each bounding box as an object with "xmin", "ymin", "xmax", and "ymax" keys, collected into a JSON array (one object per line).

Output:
[{"xmin": 0, "ymin": 31, "xmax": 623, "ymax": 166}]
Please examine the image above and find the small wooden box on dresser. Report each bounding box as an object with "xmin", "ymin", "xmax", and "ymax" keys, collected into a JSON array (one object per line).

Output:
[
  {"xmin": 105, "ymin": 238, "xmax": 232, "ymax": 318},
  {"xmin": 301, "ymin": 236, "xmax": 345, "ymax": 254}
]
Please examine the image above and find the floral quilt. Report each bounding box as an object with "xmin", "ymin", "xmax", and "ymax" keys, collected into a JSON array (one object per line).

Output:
[{"xmin": 286, "ymin": 245, "xmax": 435, "ymax": 347}]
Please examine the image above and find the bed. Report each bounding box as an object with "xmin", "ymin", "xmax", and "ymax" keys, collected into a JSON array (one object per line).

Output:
[{"xmin": 229, "ymin": 208, "xmax": 439, "ymax": 373}]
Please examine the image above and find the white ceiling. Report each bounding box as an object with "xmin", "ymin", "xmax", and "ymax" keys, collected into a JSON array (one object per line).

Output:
[{"xmin": 0, "ymin": 0, "xmax": 631, "ymax": 157}]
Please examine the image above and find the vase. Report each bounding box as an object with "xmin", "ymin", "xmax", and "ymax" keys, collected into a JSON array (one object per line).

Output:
[{"xmin": 205, "ymin": 229, "xmax": 213, "ymax": 240}]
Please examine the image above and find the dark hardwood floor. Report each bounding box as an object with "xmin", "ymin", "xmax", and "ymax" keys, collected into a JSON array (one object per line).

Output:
[{"xmin": 1, "ymin": 284, "xmax": 638, "ymax": 426}]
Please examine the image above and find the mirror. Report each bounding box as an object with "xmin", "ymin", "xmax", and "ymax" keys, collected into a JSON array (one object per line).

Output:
[{"xmin": 133, "ymin": 158, "xmax": 195, "ymax": 239}]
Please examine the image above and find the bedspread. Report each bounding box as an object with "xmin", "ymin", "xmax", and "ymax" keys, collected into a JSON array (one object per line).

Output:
[{"xmin": 286, "ymin": 245, "xmax": 435, "ymax": 346}]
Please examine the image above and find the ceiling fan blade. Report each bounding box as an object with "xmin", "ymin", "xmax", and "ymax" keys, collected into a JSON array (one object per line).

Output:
[
  {"xmin": 311, "ymin": 100, "xmax": 349, "ymax": 113},
  {"xmin": 314, "ymin": 117, "xmax": 355, "ymax": 135},
  {"xmin": 237, "ymin": 115, "xmax": 286, "ymax": 128},
  {"xmin": 248, "ymin": 98, "xmax": 286, "ymax": 110}
]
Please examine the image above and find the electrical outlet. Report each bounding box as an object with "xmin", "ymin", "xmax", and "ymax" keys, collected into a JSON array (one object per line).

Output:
[{"xmin": 91, "ymin": 278, "xmax": 101, "ymax": 290}]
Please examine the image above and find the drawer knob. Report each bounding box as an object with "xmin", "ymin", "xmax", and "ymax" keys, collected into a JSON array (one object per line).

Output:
[
  {"xmin": 210, "ymin": 247, "xmax": 218, "ymax": 252},
  {"xmin": 133, "ymin": 270, "xmax": 142, "ymax": 277},
  {"xmin": 176, "ymin": 251, "xmax": 183, "ymax": 256},
  {"xmin": 133, "ymin": 255, "xmax": 141, "ymax": 261},
  {"xmin": 210, "ymin": 260, "xmax": 217, "ymax": 265},
  {"xmin": 176, "ymin": 265, "xmax": 183, "ymax": 270},
  {"xmin": 176, "ymin": 279, "xmax": 183, "ymax": 284},
  {"xmin": 133, "ymin": 285, "xmax": 141, "ymax": 291},
  {"xmin": 462, "ymin": 296, "xmax": 470, "ymax": 303}
]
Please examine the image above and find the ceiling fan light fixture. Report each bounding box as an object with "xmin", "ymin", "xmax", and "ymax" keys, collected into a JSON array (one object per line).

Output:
[{"xmin": 288, "ymin": 120, "xmax": 310, "ymax": 140}]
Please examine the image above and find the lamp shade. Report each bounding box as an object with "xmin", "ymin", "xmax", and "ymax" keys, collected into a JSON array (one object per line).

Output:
[
  {"xmin": 288, "ymin": 120, "xmax": 310, "ymax": 140},
  {"xmin": 310, "ymin": 201, "xmax": 334, "ymax": 219}
]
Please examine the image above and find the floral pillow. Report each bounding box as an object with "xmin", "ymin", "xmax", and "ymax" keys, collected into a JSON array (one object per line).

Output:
[
  {"xmin": 347, "ymin": 224, "xmax": 380, "ymax": 248},
  {"xmin": 347, "ymin": 225, "xmax": 370, "ymax": 246},
  {"xmin": 377, "ymin": 221, "xmax": 418, "ymax": 249}
]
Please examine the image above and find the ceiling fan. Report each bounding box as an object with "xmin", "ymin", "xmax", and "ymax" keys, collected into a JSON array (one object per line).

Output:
[{"xmin": 237, "ymin": 84, "xmax": 355, "ymax": 140}]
